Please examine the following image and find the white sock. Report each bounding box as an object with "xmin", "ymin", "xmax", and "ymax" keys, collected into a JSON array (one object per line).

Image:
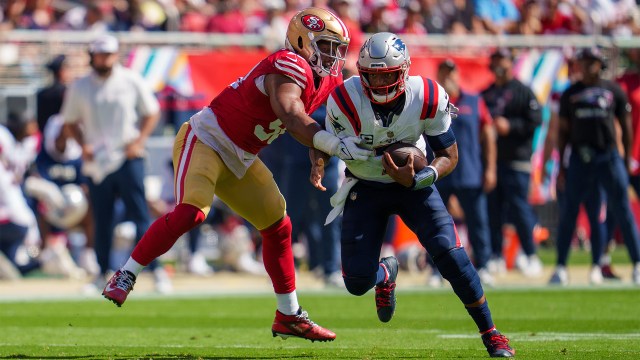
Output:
[
  {"xmin": 276, "ymin": 290, "xmax": 299, "ymax": 315},
  {"xmin": 122, "ymin": 257, "xmax": 145, "ymax": 277},
  {"xmin": 600, "ymin": 254, "xmax": 612, "ymax": 266}
]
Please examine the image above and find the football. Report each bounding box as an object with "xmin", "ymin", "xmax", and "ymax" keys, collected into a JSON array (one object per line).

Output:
[{"xmin": 383, "ymin": 142, "xmax": 429, "ymax": 171}]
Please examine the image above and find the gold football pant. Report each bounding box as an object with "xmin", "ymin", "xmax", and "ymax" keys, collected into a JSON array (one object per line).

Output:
[{"xmin": 172, "ymin": 122, "xmax": 286, "ymax": 230}]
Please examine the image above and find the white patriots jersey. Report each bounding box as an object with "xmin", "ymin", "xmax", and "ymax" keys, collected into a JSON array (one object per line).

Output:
[{"xmin": 325, "ymin": 75, "xmax": 452, "ymax": 183}]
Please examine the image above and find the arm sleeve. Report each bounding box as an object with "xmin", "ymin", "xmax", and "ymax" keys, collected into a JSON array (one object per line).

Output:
[
  {"xmin": 508, "ymin": 86, "xmax": 542, "ymax": 138},
  {"xmin": 133, "ymin": 73, "xmax": 160, "ymax": 117},
  {"xmin": 60, "ymin": 81, "xmax": 82, "ymax": 124}
]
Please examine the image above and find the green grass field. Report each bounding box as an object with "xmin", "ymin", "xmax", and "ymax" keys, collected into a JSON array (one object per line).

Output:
[{"xmin": 1, "ymin": 286, "xmax": 639, "ymax": 359}]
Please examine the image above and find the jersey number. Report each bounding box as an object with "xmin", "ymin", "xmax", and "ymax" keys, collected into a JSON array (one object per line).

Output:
[{"xmin": 255, "ymin": 119, "xmax": 286, "ymax": 144}]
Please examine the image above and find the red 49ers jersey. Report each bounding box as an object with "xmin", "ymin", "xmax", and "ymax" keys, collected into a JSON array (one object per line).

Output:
[{"xmin": 209, "ymin": 49, "xmax": 343, "ymax": 155}]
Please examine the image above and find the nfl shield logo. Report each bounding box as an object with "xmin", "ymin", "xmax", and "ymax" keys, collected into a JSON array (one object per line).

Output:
[{"xmin": 350, "ymin": 191, "xmax": 357, "ymax": 201}]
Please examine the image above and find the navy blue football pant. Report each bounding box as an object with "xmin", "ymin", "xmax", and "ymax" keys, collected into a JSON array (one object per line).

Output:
[
  {"xmin": 604, "ymin": 174, "xmax": 640, "ymax": 243},
  {"xmin": 340, "ymin": 181, "xmax": 470, "ymax": 294},
  {"xmin": 0, "ymin": 222, "xmax": 40, "ymax": 274},
  {"xmin": 557, "ymin": 149, "xmax": 640, "ymax": 265},
  {"xmin": 88, "ymin": 158, "xmax": 158, "ymax": 276},
  {"xmin": 488, "ymin": 163, "xmax": 538, "ymax": 257},
  {"xmin": 555, "ymin": 184, "xmax": 605, "ymax": 266},
  {"xmin": 437, "ymin": 186, "xmax": 492, "ymax": 269}
]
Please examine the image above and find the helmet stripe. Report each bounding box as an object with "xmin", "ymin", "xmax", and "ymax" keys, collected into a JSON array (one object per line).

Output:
[
  {"xmin": 175, "ymin": 124, "xmax": 197, "ymax": 204},
  {"xmin": 335, "ymin": 15, "xmax": 349, "ymax": 38}
]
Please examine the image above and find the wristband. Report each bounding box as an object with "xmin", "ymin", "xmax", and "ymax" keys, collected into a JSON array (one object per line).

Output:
[
  {"xmin": 313, "ymin": 130, "xmax": 340, "ymax": 156},
  {"xmin": 412, "ymin": 165, "xmax": 439, "ymax": 190}
]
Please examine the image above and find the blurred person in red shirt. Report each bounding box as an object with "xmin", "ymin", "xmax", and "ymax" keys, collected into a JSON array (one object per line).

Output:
[
  {"xmin": 616, "ymin": 48, "xmax": 640, "ymax": 193},
  {"xmin": 540, "ymin": 0, "xmax": 586, "ymax": 34},
  {"xmin": 206, "ymin": 0, "xmax": 246, "ymax": 33},
  {"xmin": 400, "ymin": 1, "xmax": 427, "ymax": 35}
]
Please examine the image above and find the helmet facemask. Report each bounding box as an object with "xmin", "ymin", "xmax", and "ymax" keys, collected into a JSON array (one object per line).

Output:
[
  {"xmin": 308, "ymin": 36, "xmax": 349, "ymax": 77},
  {"xmin": 358, "ymin": 63, "xmax": 409, "ymax": 104}
]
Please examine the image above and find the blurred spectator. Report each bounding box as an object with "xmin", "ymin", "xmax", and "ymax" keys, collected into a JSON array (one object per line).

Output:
[
  {"xmin": 581, "ymin": 0, "xmax": 640, "ymax": 36},
  {"xmin": 430, "ymin": 59, "xmax": 497, "ymax": 287},
  {"xmin": 415, "ymin": 0, "xmax": 446, "ymax": 34},
  {"xmin": 400, "ymin": 1, "xmax": 427, "ymax": 34},
  {"xmin": 61, "ymin": 2, "xmax": 112, "ymax": 32},
  {"xmin": 259, "ymin": 0, "xmax": 289, "ymax": 51},
  {"xmin": 511, "ymin": 0, "xmax": 542, "ymax": 34},
  {"xmin": 206, "ymin": 0, "xmax": 246, "ymax": 33},
  {"xmin": 474, "ymin": 0, "xmax": 520, "ymax": 34},
  {"xmin": 27, "ymin": 113, "xmax": 99, "ymax": 277},
  {"xmin": 330, "ymin": 0, "xmax": 364, "ymax": 74},
  {"xmin": 36, "ymin": 54, "xmax": 69, "ymax": 133},
  {"xmin": 0, "ymin": 112, "xmax": 41, "ymax": 278},
  {"xmin": 540, "ymin": 0, "xmax": 586, "ymax": 34},
  {"xmin": 439, "ymin": 0, "xmax": 484, "ymax": 34},
  {"xmin": 177, "ymin": 0, "xmax": 213, "ymax": 32},
  {"xmin": 616, "ymin": 48, "xmax": 640, "ymax": 196},
  {"xmin": 362, "ymin": 0, "xmax": 397, "ymax": 33},
  {"xmin": 59, "ymin": 34, "xmax": 169, "ymax": 292},
  {"xmin": 550, "ymin": 47, "xmax": 640, "ymax": 285},
  {"xmin": 482, "ymin": 48, "xmax": 543, "ymax": 277}
]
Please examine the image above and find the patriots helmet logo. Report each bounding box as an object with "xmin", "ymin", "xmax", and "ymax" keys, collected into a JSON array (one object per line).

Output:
[
  {"xmin": 391, "ymin": 38, "xmax": 406, "ymax": 55},
  {"xmin": 301, "ymin": 15, "xmax": 325, "ymax": 31}
]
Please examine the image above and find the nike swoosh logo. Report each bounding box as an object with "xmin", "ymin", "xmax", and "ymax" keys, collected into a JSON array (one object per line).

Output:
[
  {"xmin": 286, "ymin": 55, "xmax": 299, "ymax": 63},
  {"xmin": 104, "ymin": 283, "xmax": 117, "ymax": 292},
  {"xmin": 355, "ymin": 234, "xmax": 363, "ymax": 240}
]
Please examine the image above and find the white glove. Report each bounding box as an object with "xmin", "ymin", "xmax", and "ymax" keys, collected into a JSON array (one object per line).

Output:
[{"xmin": 313, "ymin": 130, "xmax": 373, "ymax": 161}]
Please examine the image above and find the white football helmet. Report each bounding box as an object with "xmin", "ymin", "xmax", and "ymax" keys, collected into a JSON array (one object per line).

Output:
[
  {"xmin": 357, "ymin": 32, "xmax": 411, "ymax": 104},
  {"xmin": 285, "ymin": 7, "xmax": 350, "ymax": 77},
  {"xmin": 24, "ymin": 177, "xmax": 88, "ymax": 229}
]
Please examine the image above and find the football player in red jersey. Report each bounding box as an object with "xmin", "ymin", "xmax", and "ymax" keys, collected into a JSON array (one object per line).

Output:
[{"xmin": 103, "ymin": 7, "xmax": 372, "ymax": 342}]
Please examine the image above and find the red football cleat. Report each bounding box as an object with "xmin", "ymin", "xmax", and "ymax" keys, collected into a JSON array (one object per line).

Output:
[
  {"xmin": 102, "ymin": 269, "xmax": 136, "ymax": 307},
  {"xmin": 272, "ymin": 308, "xmax": 336, "ymax": 342},
  {"xmin": 482, "ymin": 329, "xmax": 515, "ymax": 358}
]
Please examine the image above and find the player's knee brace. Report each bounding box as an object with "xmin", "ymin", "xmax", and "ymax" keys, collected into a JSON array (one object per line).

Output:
[
  {"xmin": 343, "ymin": 275, "xmax": 376, "ymax": 296},
  {"xmin": 167, "ymin": 203, "xmax": 206, "ymax": 237},
  {"xmin": 434, "ymin": 247, "xmax": 484, "ymax": 304}
]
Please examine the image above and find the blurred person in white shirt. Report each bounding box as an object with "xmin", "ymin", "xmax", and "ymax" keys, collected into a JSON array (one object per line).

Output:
[{"xmin": 59, "ymin": 33, "xmax": 168, "ymax": 293}]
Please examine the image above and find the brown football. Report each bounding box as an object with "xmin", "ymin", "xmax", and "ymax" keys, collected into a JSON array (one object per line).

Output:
[{"xmin": 383, "ymin": 142, "xmax": 428, "ymax": 171}]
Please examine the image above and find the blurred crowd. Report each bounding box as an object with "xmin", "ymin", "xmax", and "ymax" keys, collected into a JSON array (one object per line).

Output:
[{"xmin": 1, "ymin": 0, "xmax": 640, "ymax": 37}]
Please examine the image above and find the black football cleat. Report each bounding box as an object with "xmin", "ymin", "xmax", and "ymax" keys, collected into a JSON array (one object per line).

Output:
[{"xmin": 375, "ymin": 256, "xmax": 398, "ymax": 322}]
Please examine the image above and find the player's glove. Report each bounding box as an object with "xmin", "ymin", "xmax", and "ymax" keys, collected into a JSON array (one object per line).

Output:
[{"xmin": 313, "ymin": 130, "xmax": 372, "ymax": 161}]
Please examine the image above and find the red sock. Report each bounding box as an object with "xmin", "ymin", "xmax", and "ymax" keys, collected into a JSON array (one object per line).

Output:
[
  {"xmin": 132, "ymin": 203, "xmax": 205, "ymax": 266},
  {"xmin": 261, "ymin": 216, "xmax": 296, "ymax": 294}
]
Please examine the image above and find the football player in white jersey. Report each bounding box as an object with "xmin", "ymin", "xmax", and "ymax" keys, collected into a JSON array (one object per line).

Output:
[{"xmin": 310, "ymin": 33, "xmax": 515, "ymax": 358}]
